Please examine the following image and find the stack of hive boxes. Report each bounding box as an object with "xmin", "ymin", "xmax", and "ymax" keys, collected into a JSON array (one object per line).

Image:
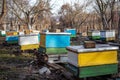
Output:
[
  {"xmin": 100, "ymin": 30, "xmax": 115, "ymax": 42},
  {"xmin": 66, "ymin": 44, "xmax": 118, "ymax": 78},
  {"xmin": 39, "ymin": 32, "xmax": 71, "ymax": 54},
  {"xmin": 88, "ymin": 31, "xmax": 100, "ymax": 40},
  {"xmin": 6, "ymin": 31, "xmax": 18, "ymax": 44}
]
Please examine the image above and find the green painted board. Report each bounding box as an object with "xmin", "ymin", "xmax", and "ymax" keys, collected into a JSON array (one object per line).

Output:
[
  {"xmin": 66, "ymin": 64, "xmax": 118, "ymax": 78},
  {"xmin": 0, "ymin": 33, "xmax": 6, "ymax": 37},
  {"xmin": 7, "ymin": 41, "xmax": 18, "ymax": 44},
  {"xmin": 0, "ymin": 34, "xmax": 6, "ymax": 37},
  {"xmin": 0, "ymin": 31, "xmax": 6, "ymax": 37},
  {"xmin": 38, "ymin": 47, "xmax": 67, "ymax": 54},
  {"xmin": 70, "ymin": 35, "xmax": 76, "ymax": 38},
  {"xmin": 92, "ymin": 36, "xmax": 100, "ymax": 40}
]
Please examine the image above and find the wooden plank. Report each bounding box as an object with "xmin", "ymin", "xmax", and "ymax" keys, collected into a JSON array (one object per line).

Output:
[{"xmin": 67, "ymin": 63, "xmax": 118, "ymax": 78}]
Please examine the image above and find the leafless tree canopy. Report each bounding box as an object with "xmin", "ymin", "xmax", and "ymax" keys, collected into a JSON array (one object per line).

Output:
[
  {"xmin": 5, "ymin": 0, "xmax": 51, "ymax": 31},
  {"xmin": 94, "ymin": 0, "xmax": 116, "ymax": 30},
  {"xmin": 0, "ymin": 0, "xmax": 120, "ymax": 34},
  {"xmin": 58, "ymin": 1, "xmax": 92, "ymax": 32},
  {"xmin": 0, "ymin": 0, "xmax": 7, "ymax": 24}
]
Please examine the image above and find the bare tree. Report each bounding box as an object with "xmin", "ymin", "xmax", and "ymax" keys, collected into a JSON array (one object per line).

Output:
[
  {"xmin": 94, "ymin": 0, "xmax": 116, "ymax": 30},
  {"xmin": 0, "ymin": 0, "xmax": 7, "ymax": 28},
  {"xmin": 58, "ymin": 0, "xmax": 92, "ymax": 33},
  {"xmin": 117, "ymin": 0, "xmax": 120, "ymax": 40},
  {"xmin": 6, "ymin": 0, "xmax": 51, "ymax": 30}
]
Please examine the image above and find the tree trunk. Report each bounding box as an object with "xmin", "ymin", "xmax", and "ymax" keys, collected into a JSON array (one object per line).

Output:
[{"xmin": 118, "ymin": 15, "xmax": 120, "ymax": 42}]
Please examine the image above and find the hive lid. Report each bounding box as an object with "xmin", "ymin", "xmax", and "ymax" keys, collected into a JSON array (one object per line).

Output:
[
  {"xmin": 40, "ymin": 32, "xmax": 71, "ymax": 35},
  {"xmin": 66, "ymin": 44, "xmax": 119, "ymax": 53},
  {"xmin": 65, "ymin": 28, "xmax": 76, "ymax": 30},
  {"xmin": 18, "ymin": 34, "xmax": 39, "ymax": 37}
]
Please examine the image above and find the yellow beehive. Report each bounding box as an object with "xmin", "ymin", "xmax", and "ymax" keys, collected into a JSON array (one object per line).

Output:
[
  {"xmin": 6, "ymin": 32, "xmax": 18, "ymax": 36},
  {"xmin": 78, "ymin": 50, "xmax": 117, "ymax": 67},
  {"xmin": 67, "ymin": 45, "xmax": 118, "ymax": 67},
  {"xmin": 13, "ymin": 32, "xmax": 18, "ymax": 35}
]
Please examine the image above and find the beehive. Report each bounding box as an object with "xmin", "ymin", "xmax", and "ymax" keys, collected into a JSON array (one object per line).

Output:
[
  {"xmin": 6, "ymin": 31, "xmax": 18, "ymax": 36},
  {"xmin": 88, "ymin": 31, "xmax": 100, "ymax": 40},
  {"xmin": 6, "ymin": 36, "xmax": 18, "ymax": 44},
  {"xmin": 66, "ymin": 44, "xmax": 118, "ymax": 78},
  {"xmin": 64, "ymin": 29, "xmax": 76, "ymax": 38},
  {"xmin": 18, "ymin": 34, "xmax": 40, "ymax": 51},
  {"xmin": 100, "ymin": 30, "xmax": 115, "ymax": 41},
  {"xmin": 39, "ymin": 32, "xmax": 70, "ymax": 54},
  {"xmin": 0, "ymin": 30, "xmax": 6, "ymax": 37}
]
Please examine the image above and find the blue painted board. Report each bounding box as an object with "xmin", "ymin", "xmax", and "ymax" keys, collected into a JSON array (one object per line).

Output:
[
  {"xmin": 38, "ymin": 34, "xmax": 40, "ymax": 42},
  {"xmin": 100, "ymin": 31, "xmax": 106, "ymax": 38},
  {"xmin": 46, "ymin": 34, "xmax": 70, "ymax": 48},
  {"xmin": 6, "ymin": 36, "xmax": 18, "ymax": 41}
]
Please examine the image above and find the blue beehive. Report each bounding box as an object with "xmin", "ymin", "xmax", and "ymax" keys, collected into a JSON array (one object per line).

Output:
[
  {"xmin": 64, "ymin": 29, "xmax": 76, "ymax": 38},
  {"xmin": 6, "ymin": 36, "xmax": 18, "ymax": 44},
  {"xmin": 39, "ymin": 32, "xmax": 71, "ymax": 54}
]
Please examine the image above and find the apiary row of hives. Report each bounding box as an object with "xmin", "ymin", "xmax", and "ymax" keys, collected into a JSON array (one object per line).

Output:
[
  {"xmin": 0, "ymin": 29, "xmax": 119, "ymax": 79},
  {"xmin": 0, "ymin": 30, "xmax": 40, "ymax": 51},
  {"xmin": 88, "ymin": 30, "xmax": 115, "ymax": 41}
]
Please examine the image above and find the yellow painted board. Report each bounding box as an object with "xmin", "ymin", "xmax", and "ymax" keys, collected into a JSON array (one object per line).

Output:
[
  {"xmin": 88, "ymin": 32, "xmax": 92, "ymax": 37},
  {"xmin": 78, "ymin": 50, "xmax": 118, "ymax": 67},
  {"xmin": 21, "ymin": 44, "xmax": 39, "ymax": 50},
  {"xmin": 6, "ymin": 32, "xmax": 18, "ymax": 36},
  {"xmin": 106, "ymin": 37, "xmax": 115, "ymax": 41},
  {"xmin": 13, "ymin": 32, "xmax": 18, "ymax": 35},
  {"xmin": 40, "ymin": 34, "xmax": 46, "ymax": 47}
]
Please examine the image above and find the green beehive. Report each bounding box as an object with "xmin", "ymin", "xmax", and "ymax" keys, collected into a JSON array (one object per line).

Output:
[
  {"xmin": 88, "ymin": 31, "xmax": 100, "ymax": 40},
  {"xmin": 0, "ymin": 30, "xmax": 6, "ymax": 37}
]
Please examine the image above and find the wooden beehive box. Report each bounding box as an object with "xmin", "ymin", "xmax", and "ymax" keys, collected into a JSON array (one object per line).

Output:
[
  {"xmin": 18, "ymin": 34, "xmax": 40, "ymax": 51},
  {"xmin": 39, "ymin": 32, "xmax": 71, "ymax": 54},
  {"xmin": 66, "ymin": 44, "xmax": 119, "ymax": 78},
  {"xmin": 64, "ymin": 29, "xmax": 76, "ymax": 38},
  {"xmin": 84, "ymin": 41, "xmax": 96, "ymax": 48}
]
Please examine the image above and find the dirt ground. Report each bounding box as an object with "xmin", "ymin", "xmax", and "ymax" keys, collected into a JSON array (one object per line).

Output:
[
  {"xmin": 0, "ymin": 42, "xmax": 120, "ymax": 80},
  {"xmin": 0, "ymin": 46, "xmax": 36, "ymax": 80}
]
